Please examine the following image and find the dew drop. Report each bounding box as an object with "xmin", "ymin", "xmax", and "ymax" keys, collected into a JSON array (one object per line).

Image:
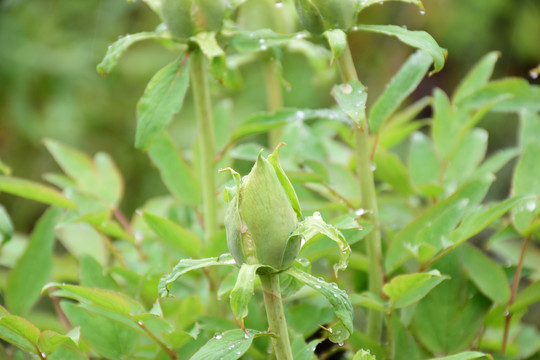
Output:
[
  {"xmin": 313, "ymin": 211, "xmax": 322, "ymax": 220},
  {"xmin": 275, "ymin": 1, "xmax": 283, "ymax": 8},
  {"xmin": 236, "ymin": 350, "xmax": 242, "ymax": 355},
  {"xmin": 315, "ymin": 284, "xmax": 321, "ymax": 289},
  {"xmin": 244, "ymin": 333, "xmax": 250, "ymax": 339},
  {"xmin": 259, "ymin": 38, "xmax": 265, "ymax": 44},
  {"xmin": 261, "ymin": 45, "xmax": 267, "ymax": 50},
  {"xmin": 135, "ymin": 231, "xmax": 144, "ymax": 242},
  {"xmin": 419, "ymin": 9, "xmax": 425, "ymax": 15},
  {"xmin": 526, "ymin": 200, "xmax": 537, "ymax": 211},
  {"xmin": 338, "ymin": 342, "xmax": 344, "ymax": 346},
  {"xmin": 530, "ymin": 71, "xmax": 539, "ymax": 79},
  {"xmin": 370, "ymin": 164, "xmax": 377, "ymax": 171},
  {"xmin": 296, "ymin": 110, "xmax": 305, "ymax": 119},
  {"xmin": 342, "ymin": 83, "xmax": 353, "ymax": 95},
  {"xmin": 214, "ymin": 333, "xmax": 223, "ymax": 340},
  {"xmin": 355, "ymin": 208, "xmax": 367, "ymax": 216}
]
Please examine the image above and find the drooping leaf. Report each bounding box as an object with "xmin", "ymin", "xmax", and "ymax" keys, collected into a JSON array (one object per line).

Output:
[
  {"xmin": 461, "ymin": 244, "xmax": 510, "ymax": 305},
  {"xmin": 324, "ymin": 29, "xmax": 347, "ymax": 64},
  {"xmin": 354, "ymin": 25, "xmax": 446, "ymax": 74},
  {"xmin": 143, "ymin": 212, "xmax": 202, "ymax": 256},
  {"xmin": 369, "ymin": 50, "xmax": 432, "ymax": 133},
  {"xmin": 6, "ymin": 208, "xmax": 61, "ymax": 315},
  {"xmin": 190, "ymin": 329, "xmax": 266, "ymax": 360},
  {"xmin": 512, "ymin": 143, "xmax": 540, "ymax": 234},
  {"xmin": 135, "ymin": 54, "xmax": 190, "ymax": 149},
  {"xmin": 428, "ymin": 351, "xmax": 490, "ymax": 360},
  {"xmin": 356, "ymin": 0, "xmax": 424, "ymax": 13},
  {"xmin": 230, "ymin": 264, "xmax": 261, "ymax": 323},
  {"xmin": 159, "ymin": 254, "xmax": 236, "ymax": 297},
  {"xmin": 453, "ymin": 51, "xmax": 500, "ymax": 104},
  {"xmin": 37, "ymin": 329, "xmax": 79, "ymax": 355},
  {"xmin": 0, "ymin": 176, "xmax": 76, "ymax": 209},
  {"xmin": 287, "ymin": 267, "xmax": 353, "ymax": 341},
  {"xmin": 230, "ymin": 29, "xmax": 304, "ymax": 53},
  {"xmin": 147, "ymin": 133, "xmax": 202, "ymax": 206},
  {"xmin": 97, "ymin": 31, "xmax": 165, "ymax": 76},
  {"xmin": 383, "ymin": 270, "xmax": 448, "ymax": 309},
  {"xmin": 332, "ymin": 79, "xmax": 367, "ymax": 126}
]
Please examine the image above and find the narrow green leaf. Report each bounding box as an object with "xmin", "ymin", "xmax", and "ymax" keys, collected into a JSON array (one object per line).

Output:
[
  {"xmin": 369, "ymin": 50, "xmax": 432, "ymax": 133},
  {"xmin": 408, "ymin": 132, "xmax": 442, "ymax": 196},
  {"xmin": 384, "ymin": 270, "xmax": 448, "ymax": 309},
  {"xmin": 461, "ymin": 244, "xmax": 510, "ymax": 304},
  {"xmin": 190, "ymin": 329, "xmax": 265, "ymax": 360},
  {"xmin": 0, "ymin": 176, "xmax": 76, "ymax": 209},
  {"xmin": 453, "ymin": 51, "xmax": 500, "ymax": 104},
  {"xmin": 147, "ymin": 133, "xmax": 202, "ymax": 206},
  {"xmin": 445, "ymin": 128, "xmax": 488, "ymax": 185},
  {"xmin": 0, "ymin": 158, "xmax": 11, "ymax": 175},
  {"xmin": 37, "ymin": 329, "xmax": 79, "ymax": 355},
  {"xmin": 268, "ymin": 144, "xmax": 302, "ymax": 219},
  {"xmin": 429, "ymin": 351, "xmax": 490, "ymax": 360},
  {"xmin": 519, "ymin": 110, "xmax": 540, "ymax": 149},
  {"xmin": 143, "ymin": 212, "xmax": 202, "ymax": 256},
  {"xmin": 0, "ymin": 205, "xmax": 13, "ymax": 244},
  {"xmin": 349, "ymin": 292, "xmax": 389, "ymax": 313},
  {"xmin": 230, "ymin": 264, "xmax": 261, "ymax": 322},
  {"xmin": 230, "ymin": 29, "xmax": 304, "ymax": 53},
  {"xmin": 470, "ymin": 148, "xmax": 520, "ymax": 180},
  {"xmin": 135, "ymin": 54, "xmax": 190, "ymax": 149},
  {"xmin": 373, "ymin": 148, "xmax": 413, "ymax": 195},
  {"xmin": 6, "ymin": 208, "xmax": 61, "ymax": 315},
  {"xmin": 431, "ymin": 88, "xmax": 460, "ymax": 157},
  {"xmin": 0, "ymin": 315, "xmax": 40, "ymax": 353},
  {"xmin": 355, "ymin": 25, "xmax": 446, "ymax": 74},
  {"xmin": 511, "ymin": 143, "xmax": 540, "ymax": 234},
  {"xmin": 510, "ymin": 280, "xmax": 540, "ymax": 313},
  {"xmin": 324, "ymin": 29, "xmax": 347, "ymax": 63},
  {"xmin": 332, "ymin": 79, "xmax": 367, "ymax": 126},
  {"xmin": 287, "ymin": 267, "xmax": 353, "ymax": 339},
  {"xmin": 97, "ymin": 31, "xmax": 164, "ymax": 76},
  {"xmin": 79, "ymin": 255, "xmax": 119, "ymax": 290},
  {"xmin": 159, "ymin": 254, "xmax": 236, "ymax": 297},
  {"xmin": 94, "ymin": 152, "xmax": 124, "ymax": 207}
]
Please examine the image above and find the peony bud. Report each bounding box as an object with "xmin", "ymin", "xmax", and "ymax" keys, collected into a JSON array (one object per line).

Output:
[
  {"xmin": 161, "ymin": 0, "xmax": 226, "ymax": 40},
  {"xmin": 224, "ymin": 146, "xmax": 302, "ymax": 272},
  {"xmin": 294, "ymin": 0, "xmax": 357, "ymax": 34}
]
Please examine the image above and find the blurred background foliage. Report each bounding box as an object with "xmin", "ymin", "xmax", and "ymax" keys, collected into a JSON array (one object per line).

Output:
[{"xmin": 0, "ymin": 0, "xmax": 539, "ymax": 231}]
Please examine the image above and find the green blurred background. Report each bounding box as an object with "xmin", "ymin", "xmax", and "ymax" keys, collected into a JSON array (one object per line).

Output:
[{"xmin": 1, "ymin": 0, "xmax": 539, "ymax": 231}]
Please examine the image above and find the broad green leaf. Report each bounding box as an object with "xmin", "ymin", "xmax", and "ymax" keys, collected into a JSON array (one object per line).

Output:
[
  {"xmin": 230, "ymin": 264, "xmax": 261, "ymax": 322},
  {"xmin": 445, "ymin": 128, "xmax": 488, "ymax": 185},
  {"xmin": 383, "ymin": 270, "xmax": 448, "ymax": 309},
  {"xmin": 135, "ymin": 54, "xmax": 190, "ymax": 149},
  {"xmin": 147, "ymin": 133, "xmax": 202, "ymax": 206},
  {"xmin": 353, "ymin": 349, "xmax": 377, "ymax": 360},
  {"xmin": 97, "ymin": 31, "xmax": 165, "ymax": 75},
  {"xmin": 385, "ymin": 176, "xmax": 493, "ymax": 272},
  {"xmin": 461, "ymin": 244, "xmax": 510, "ymax": 304},
  {"xmin": 292, "ymin": 213, "xmax": 350, "ymax": 275},
  {"xmin": 354, "ymin": 25, "xmax": 446, "ymax": 74},
  {"xmin": 79, "ymin": 255, "xmax": 119, "ymax": 290},
  {"xmin": 332, "ymin": 79, "xmax": 367, "ymax": 126},
  {"xmin": 350, "ymin": 292, "xmax": 389, "ymax": 313},
  {"xmin": 392, "ymin": 315, "xmax": 421, "ymax": 360},
  {"xmin": 292, "ymin": 336, "xmax": 322, "ymax": 360},
  {"xmin": 457, "ymin": 78, "xmax": 540, "ymax": 112},
  {"xmin": 159, "ymin": 254, "xmax": 236, "ymax": 297},
  {"xmin": 56, "ymin": 222, "xmax": 108, "ymax": 266},
  {"xmin": 0, "ymin": 315, "xmax": 40, "ymax": 353},
  {"xmin": 143, "ymin": 212, "xmax": 202, "ymax": 256},
  {"xmin": 369, "ymin": 50, "xmax": 432, "ymax": 133},
  {"xmin": 0, "ymin": 205, "xmax": 13, "ymax": 244},
  {"xmin": 470, "ymin": 148, "xmax": 520, "ymax": 180},
  {"xmin": 0, "ymin": 176, "xmax": 76, "ymax": 209},
  {"xmin": 429, "ymin": 351, "xmax": 490, "ymax": 360},
  {"xmin": 287, "ymin": 267, "xmax": 353, "ymax": 340},
  {"xmin": 519, "ymin": 110, "xmax": 540, "ymax": 149},
  {"xmin": 511, "ymin": 280, "xmax": 540, "ymax": 313},
  {"xmin": 408, "ymin": 132, "xmax": 442, "ymax": 196},
  {"xmin": 373, "ymin": 148, "xmax": 413, "ymax": 195},
  {"xmin": 511, "ymin": 143, "xmax": 540, "ymax": 233},
  {"xmin": 94, "ymin": 152, "xmax": 124, "ymax": 207},
  {"xmin": 6, "ymin": 208, "xmax": 61, "ymax": 315},
  {"xmin": 356, "ymin": 0, "xmax": 424, "ymax": 13},
  {"xmin": 37, "ymin": 329, "xmax": 79, "ymax": 355},
  {"xmin": 453, "ymin": 51, "xmax": 500, "ymax": 104},
  {"xmin": 61, "ymin": 302, "xmax": 139, "ymax": 360},
  {"xmin": 431, "ymin": 88, "xmax": 461, "ymax": 157},
  {"xmin": 231, "ymin": 108, "xmax": 350, "ymax": 141},
  {"xmin": 324, "ymin": 29, "xmax": 347, "ymax": 63},
  {"xmin": 47, "ymin": 346, "xmax": 87, "ymax": 360},
  {"xmin": 190, "ymin": 329, "xmax": 265, "ymax": 360},
  {"xmin": 230, "ymin": 29, "xmax": 304, "ymax": 53}
]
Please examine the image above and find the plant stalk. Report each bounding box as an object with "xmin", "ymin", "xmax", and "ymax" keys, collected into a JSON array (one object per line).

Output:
[
  {"xmin": 264, "ymin": 57, "xmax": 284, "ymax": 148},
  {"xmin": 190, "ymin": 49, "xmax": 218, "ymax": 242},
  {"xmin": 260, "ymin": 273, "xmax": 293, "ymax": 360},
  {"xmin": 337, "ymin": 42, "xmax": 384, "ymax": 340}
]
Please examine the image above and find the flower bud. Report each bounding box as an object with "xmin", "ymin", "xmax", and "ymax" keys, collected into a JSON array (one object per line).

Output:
[
  {"xmin": 294, "ymin": 0, "xmax": 357, "ymax": 34},
  {"xmin": 161, "ymin": 0, "xmax": 226, "ymax": 40},
  {"xmin": 224, "ymin": 146, "xmax": 302, "ymax": 272}
]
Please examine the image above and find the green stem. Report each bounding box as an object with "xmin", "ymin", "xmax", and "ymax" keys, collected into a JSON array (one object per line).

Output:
[
  {"xmin": 190, "ymin": 49, "xmax": 218, "ymax": 242},
  {"xmin": 264, "ymin": 57, "xmax": 283, "ymax": 148},
  {"xmin": 337, "ymin": 41, "xmax": 384, "ymax": 340},
  {"xmin": 259, "ymin": 273, "xmax": 293, "ymax": 360}
]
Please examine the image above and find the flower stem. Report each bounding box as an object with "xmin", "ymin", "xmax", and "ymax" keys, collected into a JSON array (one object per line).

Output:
[
  {"xmin": 190, "ymin": 49, "xmax": 218, "ymax": 242},
  {"xmin": 264, "ymin": 57, "xmax": 283, "ymax": 148},
  {"xmin": 259, "ymin": 273, "xmax": 293, "ymax": 360},
  {"xmin": 337, "ymin": 42, "xmax": 384, "ymax": 340}
]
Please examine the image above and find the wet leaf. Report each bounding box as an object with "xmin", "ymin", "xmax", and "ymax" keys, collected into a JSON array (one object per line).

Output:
[
  {"xmin": 383, "ymin": 270, "xmax": 448, "ymax": 309},
  {"xmin": 324, "ymin": 29, "xmax": 347, "ymax": 63},
  {"xmin": 511, "ymin": 143, "xmax": 540, "ymax": 234},
  {"xmin": 190, "ymin": 329, "xmax": 266, "ymax": 360},
  {"xmin": 230, "ymin": 264, "xmax": 261, "ymax": 322},
  {"xmin": 428, "ymin": 351, "xmax": 490, "ymax": 360},
  {"xmin": 332, "ymin": 79, "xmax": 367, "ymax": 125}
]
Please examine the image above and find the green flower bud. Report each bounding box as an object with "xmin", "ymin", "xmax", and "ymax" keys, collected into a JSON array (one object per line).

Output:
[
  {"xmin": 161, "ymin": 0, "xmax": 226, "ymax": 40},
  {"xmin": 294, "ymin": 0, "xmax": 357, "ymax": 34},
  {"xmin": 224, "ymin": 146, "xmax": 302, "ymax": 272}
]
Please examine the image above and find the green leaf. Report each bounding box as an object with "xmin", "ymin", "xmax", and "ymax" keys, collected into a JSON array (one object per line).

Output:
[
  {"xmin": 354, "ymin": 25, "xmax": 446, "ymax": 74},
  {"xmin": 461, "ymin": 244, "xmax": 510, "ymax": 304},
  {"xmin": 429, "ymin": 351, "xmax": 490, "ymax": 360},
  {"xmin": 408, "ymin": 132, "xmax": 442, "ymax": 196},
  {"xmin": 512, "ymin": 143, "xmax": 540, "ymax": 234},
  {"xmin": 383, "ymin": 270, "xmax": 448, "ymax": 309},
  {"xmin": 93, "ymin": 152, "xmax": 124, "ymax": 207},
  {"xmin": 445, "ymin": 128, "xmax": 488, "ymax": 185},
  {"xmin": 293, "ymin": 213, "xmax": 350, "ymax": 275},
  {"xmin": 135, "ymin": 54, "xmax": 190, "ymax": 149},
  {"xmin": 369, "ymin": 50, "xmax": 432, "ymax": 133},
  {"xmin": 147, "ymin": 133, "xmax": 202, "ymax": 206},
  {"xmin": 356, "ymin": 0, "xmax": 424, "ymax": 13},
  {"xmin": 97, "ymin": 31, "xmax": 165, "ymax": 76},
  {"xmin": 287, "ymin": 267, "xmax": 353, "ymax": 340},
  {"xmin": 192, "ymin": 31, "xmax": 226, "ymax": 78},
  {"xmin": 37, "ymin": 329, "xmax": 79, "ymax": 355},
  {"xmin": 453, "ymin": 51, "xmax": 500, "ymax": 104},
  {"xmin": 324, "ymin": 29, "xmax": 347, "ymax": 63},
  {"xmin": 392, "ymin": 315, "xmax": 421, "ymax": 360},
  {"xmin": 471, "ymin": 148, "xmax": 520, "ymax": 179},
  {"xmin": 353, "ymin": 349, "xmax": 377, "ymax": 360},
  {"xmin": 0, "ymin": 315, "xmax": 40, "ymax": 353},
  {"xmin": 350, "ymin": 292, "xmax": 389, "ymax": 313},
  {"xmin": 190, "ymin": 329, "xmax": 265, "ymax": 360},
  {"xmin": 0, "ymin": 205, "xmax": 13, "ymax": 244},
  {"xmin": 0, "ymin": 176, "xmax": 76, "ymax": 209},
  {"xmin": 230, "ymin": 29, "xmax": 304, "ymax": 53},
  {"xmin": 143, "ymin": 212, "xmax": 202, "ymax": 256},
  {"xmin": 373, "ymin": 148, "xmax": 413, "ymax": 195},
  {"xmin": 431, "ymin": 88, "xmax": 460, "ymax": 158},
  {"xmin": 292, "ymin": 336, "xmax": 322, "ymax": 360},
  {"xmin": 268, "ymin": 144, "xmax": 302, "ymax": 219},
  {"xmin": 159, "ymin": 254, "xmax": 236, "ymax": 297},
  {"xmin": 79, "ymin": 255, "xmax": 119, "ymax": 290},
  {"xmin": 6, "ymin": 208, "xmax": 61, "ymax": 315},
  {"xmin": 519, "ymin": 110, "xmax": 540, "ymax": 149},
  {"xmin": 230, "ymin": 264, "xmax": 261, "ymax": 323},
  {"xmin": 332, "ymin": 79, "xmax": 367, "ymax": 126},
  {"xmin": 510, "ymin": 280, "xmax": 540, "ymax": 313}
]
